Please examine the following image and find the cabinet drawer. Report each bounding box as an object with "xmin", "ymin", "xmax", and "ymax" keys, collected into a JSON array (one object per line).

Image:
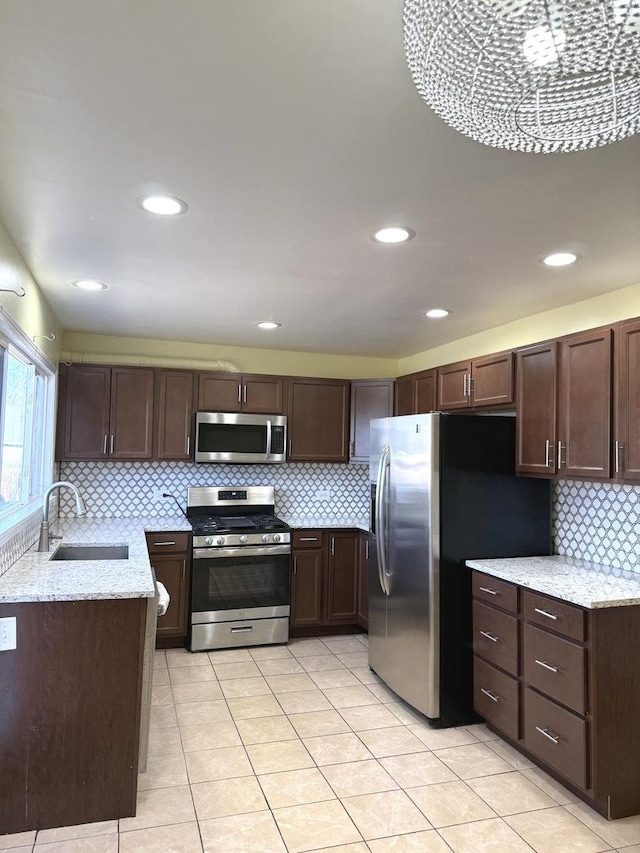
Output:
[
  {"xmin": 473, "ymin": 656, "xmax": 519, "ymax": 741},
  {"xmin": 292, "ymin": 530, "xmax": 324, "ymax": 549},
  {"xmin": 523, "ymin": 590, "xmax": 585, "ymax": 642},
  {"xmin": 472, "ymin": 571, "xmax": 518, "ymax": 614},
  {"xmin": 146, "ymin": 532, "xmax": 191, "ymax": 554},
  {"xmin": 523, "ymin": 687, "xmax": 588, "ymax": 790},
  {"xmin": 472, "ymin": 600, "xmax": 519, "ymax": 676},
  {"xmin": 523, "ymin": 623, "xmax": 586, "ymax": 714}
]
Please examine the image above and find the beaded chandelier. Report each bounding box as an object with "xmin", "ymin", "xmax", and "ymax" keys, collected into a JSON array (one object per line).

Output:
[{"xmin": 403, "ymin": 0, "xmax": 640, "ymax": 153}]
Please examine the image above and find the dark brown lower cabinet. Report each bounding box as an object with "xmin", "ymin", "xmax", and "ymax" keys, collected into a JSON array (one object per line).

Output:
[
  {"xmin": 0, "ymin": 597, "xmax": 146, "ymax": 834},
  {"xmin": 146, "ymin": 531, "xmax": 191, "ymax": 648},
  {"xmin": 290, "ymin": 528, "xmax": 366, "ymax": 636},
  {"xmin": 472, "ymin": 569, "xmax": 640, "ymax": 819},
  {"xmin": 358, "ymin": 533, "xmax": 370, "ymax": 630}
]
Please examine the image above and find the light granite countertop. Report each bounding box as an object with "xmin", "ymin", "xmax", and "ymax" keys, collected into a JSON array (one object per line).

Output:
[
  {"xmin": 466, "ymin": 555, "xmax": 640, "ymax": 609},
  {"xmin": 0, "ymin": 516, "xmax": 190, "ymax": 604},
  {"xmin": 281, "ymin": 514, "xmax": 370, "ymax": 533}
]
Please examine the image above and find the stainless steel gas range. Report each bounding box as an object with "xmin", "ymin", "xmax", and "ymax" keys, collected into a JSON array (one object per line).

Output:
[{"xmin": 186, "ymin": 486, "xmax": 291, "ymax": 651}]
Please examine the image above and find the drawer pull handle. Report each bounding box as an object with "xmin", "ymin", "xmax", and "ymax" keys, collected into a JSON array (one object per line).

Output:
[
  {"xmin": 535, "ymin": 726, "xmax": 560, "ymax": 745},
  {"xmin": 154, "ymin": 541, "xmax": 176, "ymax": 546},
  {"xmin": 231, "ymin": 626, "xmax": 253, "ymax": 633},
  {"xmin": 534, "ymin": 607, "xmax": 558, "ymax": 621},
  {"xmin": 480, "ymin": 688, "xmax": 499, "ymax": 703},
  {"xmin": 299, "ymin": 537, "xmax": 318, "ymax": 542},
  {"xmin": 480, "ymin": 630, "xmax": 499, "ymax": 643},
  {"xmin": 534, "ymin": 659, "xmax": 559, "ymax": 673},
  {"xmin": 479, "ymin": 586, "xmax": 499, "ymax": 596}
]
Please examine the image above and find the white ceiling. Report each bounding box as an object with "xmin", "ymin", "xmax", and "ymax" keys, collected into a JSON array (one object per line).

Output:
[{"xmin": 0, "ymin": 0, "xmax": 639, "ymax": 359}]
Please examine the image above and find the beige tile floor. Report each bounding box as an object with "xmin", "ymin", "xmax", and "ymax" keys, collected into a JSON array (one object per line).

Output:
[{"xmin": 3, "ymin": 633, "xmax": 640, "ymax": 852}]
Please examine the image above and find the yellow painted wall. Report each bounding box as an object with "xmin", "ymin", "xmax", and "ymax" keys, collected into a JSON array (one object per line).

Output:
[
  {"xmin": 0, "ymin": 220, "xmax": 61, "ymax": 362},
  {"xmin": 399, "ymin": 280, "xmax": 640, "ymax": 375},
  {"xmin": 61, "ymin": 332, "xmax": 397, "ymax": 379}
]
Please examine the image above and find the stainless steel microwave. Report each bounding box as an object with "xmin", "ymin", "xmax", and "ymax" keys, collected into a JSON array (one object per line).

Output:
[{"xmin": 194, "ymin": 412, "xmax": 287, "ymax": 464}]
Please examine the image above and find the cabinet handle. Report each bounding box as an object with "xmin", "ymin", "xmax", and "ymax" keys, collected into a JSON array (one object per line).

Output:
[
  {"xmin": 288, "ymin": 438, "xmax": 292, "ymax": 457},
  {"xmin": 181, "ymin": 563, "xmax": 185, "ymax": 580},
  {"xmin": 535, "ymin": 726, "xmax": 560, "ymax": 745},
  {"xmin": 293, "ymin": 555, "xmax": 297, "ymax": 575},
  {"xmin": 299, "ymin": 537, "xmax": 318, "ymax": 542},
  {"xmin": 110, "ymin": 434, "xmax": 114, "ymax": 455},
  {"xmin": 534, "ymin": 659, "xmax": 558, "ymax": 673},
  {"xmin": 350, "ymin": 440, "xmax": 355, "ymax": 456},
  {"xmin": 463, "ymin": 374, "xmax": 469, "ymax": 397},
  {"xmin": 557, "ymin": 440, "xmax": 564, "ymax": 470},
  {"xmin": 330, "ymin": 537, "xmax": 335, "ymax": 556},
  {"xmin": 103, "ymin": 434, "xmax": 108, "ymax": 455},
  {"xmin": 243, "ymin": 384, "xmax": 247, "ymax": 404},
  {"xmin": 544, "ymin": 439, "xmax": 551, "ymax": 468},
  {"xmin": 468, "ymin": 374, "xmax": 474, "ymax": 396},
  {"xmin": 480, "ymin": 688, "xmax": 499, "ymax": 703},
  {"xmin": 479, "ymin": 630, "xmax": 499, "ymax": 643},
  {"xmin": 479, "ymin": 586, "xmax": 499, "ymax": 596},
  {"xmin": 615, "ymin": 441, "xmax": 624, "ymax": 474},
  {"xmin": 534, "ymin": 607, "xmax": 557, "ymax": 621},
  {"xmin": 185, "ymin": 436, "xmax": 190, "ymax": 456},
  {"xmin": 238, "ymin": 383, "xmax": 242, "ymax": 403},
  {"xmin": 365, "ymin": 540, "xmax": 369, "ymax": 560},
  {"xmin": 154, "ymin": 541, "xmax": 176, "ymax": 546}
]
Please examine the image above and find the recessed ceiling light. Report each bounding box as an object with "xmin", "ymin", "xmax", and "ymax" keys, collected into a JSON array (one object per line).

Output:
[
  {"xmin": 373, "ymin": 226, "xmax": 415, "ymax": 244},
  {"xmin": 256, "ymin": 321, "xmax": 281, "ymax": 330},
  {"xmin": 137, "ymin": 195, "xmax": 189, "ymax": 216},
  {"xmin": 422, "ymin": 308, "xmax": 451, "ymax": 318},
  {"xmin": 72, "ymin": 279, "xmax": 107, "ymax": 291},
  {"xmin": 543, "ymin": 251, "xmax": 577, "ymax": 267}
]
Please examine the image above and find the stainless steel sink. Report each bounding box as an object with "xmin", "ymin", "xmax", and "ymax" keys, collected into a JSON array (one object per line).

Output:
[{"xmin": 49, "ymin": 544, "xmax": 129, "ymax": 561}]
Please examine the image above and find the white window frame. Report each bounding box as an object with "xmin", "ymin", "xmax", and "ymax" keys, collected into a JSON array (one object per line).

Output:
[{"xmin": 0, "ymin": 307, "xmax": 56, "ymax": 536}]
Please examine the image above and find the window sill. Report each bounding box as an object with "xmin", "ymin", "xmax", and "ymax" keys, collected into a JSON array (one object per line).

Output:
[{"xmin": 0, "ymin": 501, "xmax": 42, "ymax": 547}]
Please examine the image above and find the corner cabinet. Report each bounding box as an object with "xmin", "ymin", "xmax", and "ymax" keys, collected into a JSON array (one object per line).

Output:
[
  {"xmin": 57, "ymin": 364, "xmax": 154, "ymax": 461},
  {"xmin": 349, "ymin": 379, "xmax": 394, "ymax": 463},
  {"xmin": 394, "ymin": 370, "xmax": 436, "ymax": 416},
  {"xmin": 472, "ymin": 570, "xmax": 640, "ymax": 819},
  {"xmin": 287, "ymin": 378, "xmax": 350, "ymax": 462},
  {"xmin": 146, "ymin": 532, "xmax": 191, "ymax": 647}
]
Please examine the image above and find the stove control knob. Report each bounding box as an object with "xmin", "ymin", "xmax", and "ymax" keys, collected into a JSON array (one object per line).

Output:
[
  {"xmin": 239, "ymin": 534, "xmax": 248, "ymax": 544},
  {"xmin": 204, "ymin": 536, "xmax": 213, "ymax": 546},
  {"xmin": 216, "ymin": 536, "xmax": 225, "ymax": 546},
  {"xmin": 261, "ymin": 533, "xmax": 271, "ymax": 543},
  {"xmin": 273, "ymin": 534, "xmax": 281, "ymax": 543}
]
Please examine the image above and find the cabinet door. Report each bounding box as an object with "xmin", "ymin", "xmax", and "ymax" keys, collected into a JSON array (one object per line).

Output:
[
  {"xmin": 415, "ymin": 371, "xmax": 437, "ymax": 414},
  {"xmin": 516, "ymin": 342, "xmax": 558, "ymax": 476},
  {"xmin": 350, "ymin": 379, "xmax": 394, "ymax": 463},
  {"xmin": 558, "ymin": 328, "xmax": 612, "ymax": 479},
  {"xmin": 109, "ymin": 368, "xmax": 155, "ymax": 460},
  {"xmin": 472, "ymin": 352, "xmax": 514, "ymax": 407},
  {"xmin": 358, "ymin": 533, "xmax": 370, "ymax": 629},
  {"xmin": 242, "ymin": 375, "xmax": 285, "ymax": 414},
  {"xmin": 288, "ymin": 379, "xmax": 350, "ymax": 462},
  {"xmin": 615, "ymin": 319, "xmax": 640, "ymax": 481},
  {"xmin": 198, "ymin": 373, "xmax": 242, "ymax": 412},
  {"xmin": 394, "ymin": 376, "xmax": 416, "ymax": 415},
  {"xmin": 150, "ymin": 555, "xmax": 189, "ymax": 637},
  {"xmin": 155, "ymin": 370, "xmax": 195, "ymax": 460},
  {"xmin": 291, "ymin": 550, "xmax": 324, "ymax": 628},
  {"xmin": 59, "ymin": 365, "xmax": 111, "ymax": 460},
  {"xmin": 325, "ymin": 531, "xmax": 359, "ymax": 624},
  {"xmin": 437, "ymin": 361, "xmax": 471, "ymax": 410}
]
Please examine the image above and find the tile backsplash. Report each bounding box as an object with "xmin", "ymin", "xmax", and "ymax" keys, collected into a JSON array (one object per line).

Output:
[{"xmin": 58, "ymin": 461, "xmax": 370, "ymax": 520}]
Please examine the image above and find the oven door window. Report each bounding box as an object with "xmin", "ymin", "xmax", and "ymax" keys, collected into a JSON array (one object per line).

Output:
[
  {"xmin": 192, "ymin": 552, "xmax": 291, "ymax": 613},
  {"xmin": 197, "ymin": 422, "xmax": 267, "ymax": 455}
]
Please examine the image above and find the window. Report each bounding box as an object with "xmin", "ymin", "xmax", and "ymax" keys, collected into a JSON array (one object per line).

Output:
[{"xmin": 0, "ymin": 309, "xmax": 55, "ymax": 525}]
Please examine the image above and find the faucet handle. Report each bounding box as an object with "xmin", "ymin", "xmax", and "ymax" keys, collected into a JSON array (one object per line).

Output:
[{"xmin": 50, "ymin": 534, "xmax": 63, "ymax": 541}]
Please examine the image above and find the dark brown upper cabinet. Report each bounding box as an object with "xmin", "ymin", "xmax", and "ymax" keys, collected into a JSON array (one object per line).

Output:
[
  {"xmin": 394, "ymin": 370, "xmax": 436, "ymax": 415},
  {"xmin": 349, "ymin": 379, "xmax": 394, "ymax": 463},
  {"xmin": 288, "ymin": 378, "xmax": 350, "ymax": 462},
  {"xmin": 516, "ymin": 342, "xmax": 559, "ymax": 476},
  {"xmin": 437, "ymin": 352, "xmax": 514, "ymax": 411},
  {"xmin": 57, "ymin": 364, "xmax": 154, "ymax": 461},
  {"xmin": 155, "ymin": 370, "xmax": 195, "ymax": 461},
  {"xmin": 557, "ymin": 327, "xmax": 613, "ymax": 480},
  {"xmin": 197, "ymin": 372, "xmax": 285, "ymax": 414},
  {"xmin": 614, "ymin": 319, "xmax": 640, "ymax": 481}
]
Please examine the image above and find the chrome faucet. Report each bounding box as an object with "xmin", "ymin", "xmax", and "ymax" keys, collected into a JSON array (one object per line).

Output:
[{"xmin": 38, "ymin": 481, "xmax": 87, "ymax": 552}]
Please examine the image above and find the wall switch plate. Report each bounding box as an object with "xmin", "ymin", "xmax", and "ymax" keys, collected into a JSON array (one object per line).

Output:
[
  {"xmin": 0, "ymin": 617, "xmax": 17, "ymax": 651},
  {"xmin": 315, "ymin": 489, "xmax": 331, "ymax": 501}
]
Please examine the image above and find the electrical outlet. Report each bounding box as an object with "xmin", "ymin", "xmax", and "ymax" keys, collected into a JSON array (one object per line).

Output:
[
  {"xmin": 153, "ymin": 489, "xmax": 166, "ymax": 502},
  {"xmin": 0, "ymin": 617, "xmax": 17, "ymax": 651},
  {"xmin": 315, "ymin": 489, "xmax": 331, "ymax": 501}
]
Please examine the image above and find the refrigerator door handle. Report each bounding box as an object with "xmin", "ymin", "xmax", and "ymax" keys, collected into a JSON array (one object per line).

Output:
[{"xmin": 375, "ymin": 444, "xmax": 391, "ymax": 596}]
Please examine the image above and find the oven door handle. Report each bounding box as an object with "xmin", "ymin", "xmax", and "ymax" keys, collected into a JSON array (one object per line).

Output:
[{"xmin": 193, "ymin": 545, "xmax": 292, "ymax": 560}]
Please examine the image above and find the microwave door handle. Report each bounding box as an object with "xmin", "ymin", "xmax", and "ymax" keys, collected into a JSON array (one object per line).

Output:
[{"xmin": 265, "ymin": 419, "xmax": 272, "ymax": 459}]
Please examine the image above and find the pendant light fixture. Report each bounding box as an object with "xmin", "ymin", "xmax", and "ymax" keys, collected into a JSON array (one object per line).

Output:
[{"xmin": 403, "ymin": 0, "xmax": 640, "ymax": 153}]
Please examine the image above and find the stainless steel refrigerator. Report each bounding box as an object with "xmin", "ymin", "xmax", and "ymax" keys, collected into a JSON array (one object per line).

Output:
[{"xmin": 369, "ymin": 413, "xmax": 550, "ymax": 727}]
